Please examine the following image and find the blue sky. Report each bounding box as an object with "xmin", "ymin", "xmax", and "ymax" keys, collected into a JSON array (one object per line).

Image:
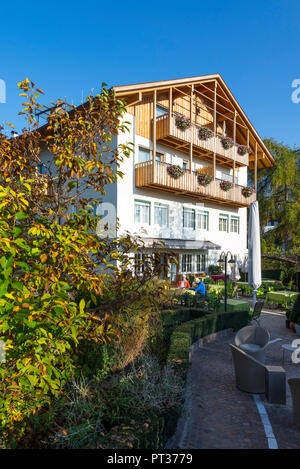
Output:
[{"xmin": 0, "ymin": 0, "xmax": 299, "ymax": 147}]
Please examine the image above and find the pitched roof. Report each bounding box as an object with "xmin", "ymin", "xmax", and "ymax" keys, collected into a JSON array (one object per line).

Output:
[{"xmin": 113, "ymin": 73, "xmax": 275, "ymax": 168}]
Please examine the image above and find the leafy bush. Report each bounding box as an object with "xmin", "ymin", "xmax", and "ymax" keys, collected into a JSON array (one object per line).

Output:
[
  {"xmin": 208, "ymin": 265, "xmax": 223, "ymax": 275},
  {"xmin": 44, "ymin": 354, "xmax": 184, "ymax": 449},
  {"xmin": 167, "ymin": 309, "xmax": 250, "ymax": 367},
  {"xmin": 289, "ymin": 295, "xmax": 300, "ymax": 325}
]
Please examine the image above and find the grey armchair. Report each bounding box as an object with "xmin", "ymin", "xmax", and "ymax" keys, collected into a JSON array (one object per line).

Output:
[
  {"xmin": 234, "ymin": 325, "xmax": 270, "ymax": 364},
  {"xmin": 230, "ymin": 344, "xmax": 266, "ymax": 394},
  {"xmin": 288, "ymin": 378, "xmax": 300, "ymax": 426}
]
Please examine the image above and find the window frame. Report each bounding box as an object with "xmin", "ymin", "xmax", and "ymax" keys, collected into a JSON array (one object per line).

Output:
[
  {"xmin": 183, "ymin": 207, "xmax": 196, "ymax": 230},
  {"xmin": 197, "ymin": 210, "xmax": 209, "ymax": 231},
  {"xmin": 156, "ymin": 104, "xmax": 168, "ymax": 117},
  {"xmin": 154, "ymin": 202, "xmax": 169, "ymax": 227},
  {"xmin": 219, "ymin": 213, "xmax": 229, "ymax": 233},
  {"xmin": 230, "ymin": 215, "xmax": 240, "ymax": 234},
  {"xmin": 134, "ymin": 199, "xmax": 151, "ymax": 225}
]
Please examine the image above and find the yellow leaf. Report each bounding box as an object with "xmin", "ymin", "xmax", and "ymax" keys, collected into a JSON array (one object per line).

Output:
[{"xmin": 40, "ymin": 254, "xmax": 47, "ymax": 263}]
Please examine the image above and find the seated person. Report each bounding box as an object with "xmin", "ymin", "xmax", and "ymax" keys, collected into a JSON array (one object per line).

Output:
[
  {"xmin": 177, "ymin": 274, "xmax": 190, "ymax": 289},
  {"xmin": 190, "ymin": 278, "xmax": 206, "ymax": 296}
]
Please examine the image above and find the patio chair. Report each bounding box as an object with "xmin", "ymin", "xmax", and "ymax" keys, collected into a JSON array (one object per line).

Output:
[
  {"xmin": 288, "ymin": 378, "xmax": 300, "ymax": 426},
  {"xmin": 250, "ymin": 300, "xmax": 264, "ymax": 325},
  {"xmin": 230, "ymin": 344, "xmax": 266, "ymax": 393},
  {"xmin": 234, "ymin": 325, "xmax": 270, "ymax": 364}
]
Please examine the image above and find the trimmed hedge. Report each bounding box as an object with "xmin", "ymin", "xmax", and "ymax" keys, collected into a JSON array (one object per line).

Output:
[
  {"xmin": 160, "ymin": 306, "xmax": 208, "ymax": 328},
  {"xmin": 167, "ymin": 309, "xmax": 250, "ymax": 366}
]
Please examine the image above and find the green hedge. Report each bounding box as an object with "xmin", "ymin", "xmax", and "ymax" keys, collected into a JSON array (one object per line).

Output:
[
  {"xmin": 160, "ymin": 306, "xmax": 208, "ymax": 328},
  {"xmin": 167, "ymin": 309, "xmax": 250, "ymax": 366}
]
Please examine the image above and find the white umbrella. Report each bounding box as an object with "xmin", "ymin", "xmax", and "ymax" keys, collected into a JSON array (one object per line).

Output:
[
  {"xmin": 248, "ymin": 200, "xmax": 262, "ymax": 306},
  {"xmin": 230, "ymin": 261, "xmax": 241, "ymax": 282}
]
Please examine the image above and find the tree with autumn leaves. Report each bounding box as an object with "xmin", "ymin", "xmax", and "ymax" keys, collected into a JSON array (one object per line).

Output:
[{"xmin": 0, "ymin": 79, "xmax": 165, "ymax": 446}]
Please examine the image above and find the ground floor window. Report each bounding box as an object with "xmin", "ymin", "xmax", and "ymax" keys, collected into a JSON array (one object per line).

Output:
[
  {"xmin": 196, "ymin": 254, "xmax": 206, "ymax": 271},
  {"xmin": 180, "ymin": 252, "xmax": 207, "ymax": 274},
  {"xmin": 181, "ymin": 254, "xmax": 193, "ymax": 273},
  {"xmin": 134, "ymin": 253, "xmax": 148, "ymax": 275}
]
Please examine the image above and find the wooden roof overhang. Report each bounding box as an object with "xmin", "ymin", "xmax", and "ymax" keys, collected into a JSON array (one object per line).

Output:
[{"xmin": 113, "ymin": 74, "xmax": 275, "ymax": 170}]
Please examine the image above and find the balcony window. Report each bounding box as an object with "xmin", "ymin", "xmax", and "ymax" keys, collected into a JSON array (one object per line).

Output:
[
  {"xmin": 230, "ymin": 216, "xmax": 240, "ymax": 234},
  {"xmin": 134, "ymin": 200, "xmax": 150, "ymax": 224},
  {"xmin": 181, "ymin": 254, "xmax": 193, "ymax": 273},
  {"xmin": 156, "ymin": 105, "xmax": 168, "ymax": 117},
  {"xmin": 182, "ymin": 160, "xmax": 189, "ymax": 170},
  {"xmin": 219, "ymin": 214, "xmax": 229, "ymax": 232},
  {"xmin": 138, "ymin": 147, "xmax": 151, "ymax": 163},
  {"xmin": 183, "ymin": 208, "xmax": 195, "ymax": 229},
  {"xmin": 156, "ymin": 152, "xmax": 164, "ymax": 163},
  {"xmin": 154, "ymin": 203, "xmax": 169, "ymax": 227},
  {"xmin": 197, "ymin": 211, "xmax": 209, "ymax": 230}
]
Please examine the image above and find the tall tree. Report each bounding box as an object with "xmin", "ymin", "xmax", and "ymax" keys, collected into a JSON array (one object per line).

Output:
[{"xmin": 253, "ymin": 138, "xmax": 300, "ymax": 252}]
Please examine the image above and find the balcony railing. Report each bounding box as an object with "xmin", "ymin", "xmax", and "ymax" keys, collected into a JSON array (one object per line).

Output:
[
  {"xmin": 135, "ymin": 161, "xmax": 255, "ymax": 208},
  {"xmin": 156, "ymin": 114, "xmax": 249, "ymax": 167}
]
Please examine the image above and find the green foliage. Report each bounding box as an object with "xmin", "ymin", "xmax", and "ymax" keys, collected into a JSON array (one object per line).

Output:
[
  {"xmin": 208, "ymin": 264, "xmax": 223, "ymax": 275},
  {"xmin": 41, "ymin": 354, "xmax": 184, "ymax": 449},
  {"xmin": 289, "ymin": 295, "xmax": 300, "ymax": 325},
  {"xmin": 167, "ymin": 310, "xmax": 250, "ymax": 367},
  {"xmin": 256, "ymin": 138, "xmax": 300, "ymax": 252},
  {"xmin": 0, "ymin": 79, "xmax": 137, "ymax": 446}
]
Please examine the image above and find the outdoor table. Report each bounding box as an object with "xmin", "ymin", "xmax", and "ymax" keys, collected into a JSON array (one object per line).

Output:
[
  {"xmin": 265, "ymin": 290, "xmax": 299, "ymax": 307},
  {"xmin": 216, "ymin": 299, "xmax": 250, "ymax": 313}
]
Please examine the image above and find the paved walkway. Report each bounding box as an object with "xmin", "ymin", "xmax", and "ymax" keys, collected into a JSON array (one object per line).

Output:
[{"xmin": 167, "ymin": 307, "xmax": 300, "ymax": 449}]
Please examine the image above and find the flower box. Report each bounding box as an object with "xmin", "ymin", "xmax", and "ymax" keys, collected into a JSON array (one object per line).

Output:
[
  {"xmin": 198, "ymin": 126, "xmax": 213, "ymax": 140},
  {"xmin": 197, "ymin": 173, "xmax": 213, "ymax": 186},
  {"xmin": 167, "ymin": 164, "xmax": 184, "ymax": 179},
  {"xmin": 241, "ymin": 186, "xmax": 256, "ymax": 197},
  {"xmin": 221, "ymin": 136, "xmax": 234, "ymax": 150},
  {"xmin": 237, "ymin": 145, "xmax": 250, "ymax": 156},
  {"xmin": 174, "ymin": 114, "xmax": 191, "ymax": 131},
  {"xmin": 219, "ymin": 180, "xmax": 233, "ymax": 191}
]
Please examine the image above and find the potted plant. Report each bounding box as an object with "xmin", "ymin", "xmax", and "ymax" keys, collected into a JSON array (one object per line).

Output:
[
  {"xmin": 241, "ymin": 186, "xmax": 256, "ymax": 197},
  {"xmin": 167, "ymin": 164, "xmax": 184, "ymax": 179},
  {"xmin": 174, "ymin": 114, "xmax": 191, "ymax": 131},
  {"xmin": 198, "ymin": 126, "xmax": 213, "ymax": 140},
  {"xmin": 221, "ymin": 136, "xmax": 234, "ymax": 150},
  {"xmin": 237, "ymin": 145, "xmax": 250, "ymax": 156},
  {"xmin": 219, "ymin": 180, "xmax": 233, "ymax": 191},
  {"xmin": 197, "ymin": 172, "xmax": 213, "ymax": 186}
]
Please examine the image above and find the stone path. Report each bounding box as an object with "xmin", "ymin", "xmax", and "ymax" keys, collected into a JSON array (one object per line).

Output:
[{"xmin": 167, "ymin": 307, "xmax": 300, "ymax": 449}]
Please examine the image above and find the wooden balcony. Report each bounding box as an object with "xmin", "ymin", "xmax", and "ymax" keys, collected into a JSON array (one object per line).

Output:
[
  {"xmin": 135, "ymin": 161, "xmax": 256, "ymax": 208},
  {"xmin": 156, "ymin": 114, "xmax": 249, "ymax": 168}
]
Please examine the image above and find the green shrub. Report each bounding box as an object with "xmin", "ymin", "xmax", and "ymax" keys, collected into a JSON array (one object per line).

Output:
[
  {"xmin": 289, "ymin": 295, "xmax": 300, "ymax": 325},
  {"xmin": 208, "ymin": 265, "xmax": 223, "ymax": 275},
  {"xmin": 167, "ymin": 309, "xmax": 250, "ymax": 367}
]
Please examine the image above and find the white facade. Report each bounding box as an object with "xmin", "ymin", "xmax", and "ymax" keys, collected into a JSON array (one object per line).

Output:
[
  {"xmin": 99, "ymin": 112, "xmax": 248, "ymax": 278},
  {"xmin": 39, "ymin": 110, "xmax": 249, "ymax": 280}
]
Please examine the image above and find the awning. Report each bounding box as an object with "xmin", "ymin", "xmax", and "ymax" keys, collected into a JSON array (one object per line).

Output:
[{"xmin": 138, "ymin": 238, "xmax": 221, "ymax": 250}]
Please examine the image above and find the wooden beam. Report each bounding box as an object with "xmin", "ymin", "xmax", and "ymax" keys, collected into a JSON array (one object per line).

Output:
[
  {"xmin": 125, "ymin": 92, "xmax": 142, "ymax": 107},
  {"xmin": 233, "ymin": 110, "xmax": 236, "ymax": 186},
  {"xmin": 213, "ymin": 81, "xmax": 217, "ymax": 180},
  {"xmin": 153, "ymin": 90, "xmax": 157, "ymax": 179},
  {"xmin": 190, "ymin": 85, "xmax": 194, "ymax": 173}
]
